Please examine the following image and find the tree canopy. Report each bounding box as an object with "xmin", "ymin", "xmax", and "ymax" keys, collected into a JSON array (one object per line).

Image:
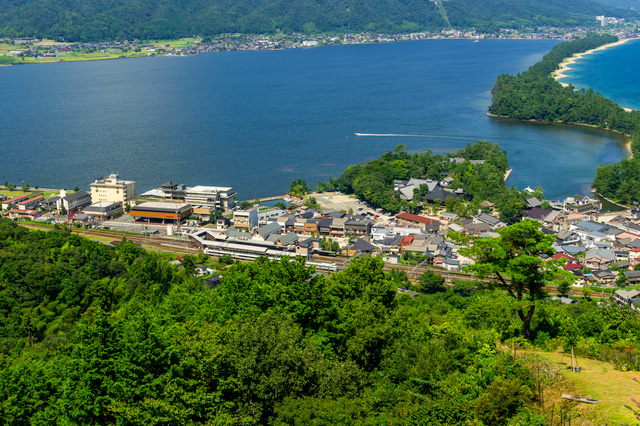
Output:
[
  {"xmin": 454, "ymin": 219, "xmax": 572, "ymax": 340},
  {"xmin": 2, "ymin": 219, "xmax": 640, "ymax": 423}
]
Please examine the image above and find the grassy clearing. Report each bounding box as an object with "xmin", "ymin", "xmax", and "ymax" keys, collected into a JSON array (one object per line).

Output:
[
  {"xmin": 527, "ymin": 351, "xmax": 639, "ymax": 424},
  {"xmin": 0, "ymin": 189, "xmax": 33, "ymax": 198},
  {"xmin": 0, "ymin": 56, "xmax": 16, "ymax": 65},
  {"xmin": 142, "ymin": 37, "xmax": 197, "ymax": 48}
]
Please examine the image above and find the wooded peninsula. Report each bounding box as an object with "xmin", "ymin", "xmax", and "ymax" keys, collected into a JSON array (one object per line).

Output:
[{"xmin": 488, "ymin": 34, "xmax": 640, "ymax": 205}]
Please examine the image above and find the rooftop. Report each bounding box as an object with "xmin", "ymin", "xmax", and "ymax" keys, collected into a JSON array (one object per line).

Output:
[
  {"xmin": 396, "ymin": 213, "xmax": 439, "ymax": 224},
  {"xmin": 131, "ymin": 202, "xmax": 191, "ymax": 212},
  {"xmin": 188, "ymin": 185, "xmax": 235, "ymax": 193}
]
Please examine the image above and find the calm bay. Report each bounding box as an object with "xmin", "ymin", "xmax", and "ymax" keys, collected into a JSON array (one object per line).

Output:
[{"xmin": 0, "ymin": 39, "xmax": 629, "ymax": 200}]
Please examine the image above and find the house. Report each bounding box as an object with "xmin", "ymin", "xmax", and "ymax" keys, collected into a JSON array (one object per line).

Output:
[
  {"xmin": 423, "ymin": 188, "xmax": 460, "ymax": 203},
  {"xmin": 473, "ymin": 213, "xmax": 506, "ymax": 230},
  {"xmin": 440, "ymin": 212, "xmax": 459, "ymax": 222},
  {"xmin": 344, "ymin": 218, "xmax": 372, "ymax": 237},
  {"xmin": 330, "ymin": 217, "xmax": 347, "ymax": 237},
  {"xmin": 443, "ymin": 258, "xmax": 461, "ymax": 271},
  {"xmin": 255, "ymin": 222, "xmax": 282, "ymax": 240},
  {"xmin": 296, "ymin": 237, "xmax": 321, "ymax": 257},
  {"xmin": 584, "ymin": 249, "xmax": 616, "ymax": 269},
  {"xmin": 394, "ymin": 178, "xmax": 438, "ymax": 201},
  {"xmin": 71, "ymin": 213, "xmax": 91, "ymax": 225},
  {"xmin": 371, "ymin": 224, "xmax": 394, "ymax": 243},
  {"xmin": 395, "ymin": 213, "xmax": 441, "ymax": 233},
  {"xmin": 214, "ymin": 216, "xmax": 231, "ymax": 230},
  {"xmin": 524, "ymin": 207, "xmax": 553, "ymax": 222},
  {"xmin": 556, "ymin": 230, "xmax": 581, "ymax": 245},
  {"xmin": 194, "ymin": 264, "xmax": 215, "ymax": 276},
  {"xmin": 558, "ymin": 245, "xmax": 587, "ymax": 257},
  {"xmin": 526, "ymin": 197, "xmax": 542, "ymax": 209},
  {"xmin": 317, "ymin": 217, "xmax": 333, "ymax": 235},
  {"xmin": 203, "ymin": 275, "xmax": 222, "ymax": 289},
  {"xmin": 563, "ymin": 194, "xmax": 601, "ymax": 214},
  {"xmin": 613, "ymin": 289, "xmax": 640, "ymax": 306},
  {"xmin": 266, "ymin": 233, "xmax": 298, "ymax": 246},
  {"xmin": 7, "ymin": 209, "xmax": 42, "ymax": 221},
  {"xmin": 342, "ymin": 238, "xmax": 375, "ymax": 256},
  {"xmin": 623, "ymin": 270, "xmax": 640, "ymax": 286},
  {"xmin": 380, "ymin": 236, "xmax": 403, "ymax": 253},
  {"xmin": 462, "ymin": 222, "xmax": 492, "ymax": 235},
  {"xmin": 592, "ymin": 269, "xmax": 616, "ymax": 286},
  {"xmin": 570, "ymin": 221, "xmax": 611, "ymax": 247}
]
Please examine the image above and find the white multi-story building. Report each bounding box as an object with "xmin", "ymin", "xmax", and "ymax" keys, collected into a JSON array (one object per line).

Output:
[
  {"xmin": 185, "ymin": 186, "xmax": 237, "ymax": 212},
  {"xmin": 90, "ymin": 174, "xmax": 136, "ymax": 206}
]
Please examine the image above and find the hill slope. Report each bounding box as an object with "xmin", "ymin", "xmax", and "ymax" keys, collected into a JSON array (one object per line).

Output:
[{"xmin": 0, "ymin": 0, "xmax": 636, "ymax": 41}]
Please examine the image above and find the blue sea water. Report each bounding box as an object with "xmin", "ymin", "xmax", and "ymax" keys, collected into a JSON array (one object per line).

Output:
[
  {"xmin": 559, "ymin": 39, "xmax": 640, "ymax": 111},
  {"xmin": 0, "ymin": 39, "xmax": 629, "ymax": 200}
]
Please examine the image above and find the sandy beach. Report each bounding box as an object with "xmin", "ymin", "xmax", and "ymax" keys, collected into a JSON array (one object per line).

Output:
[{"xmin": 553, "ymin": 38, "xmax": 638, "ymax": 112}]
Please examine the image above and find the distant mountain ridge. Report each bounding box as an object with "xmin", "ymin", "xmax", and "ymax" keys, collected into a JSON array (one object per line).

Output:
[{"xmin": 0, "ymin": 0, "xmax": 636, "ymax": 41}]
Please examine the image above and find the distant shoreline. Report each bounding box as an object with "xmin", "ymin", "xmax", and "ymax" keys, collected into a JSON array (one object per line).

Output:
[
  {"xmin": 0, "ymin": 34, "xmax": 596, "ymax": 67},
  {"xmin": 553, "ymin": 37, "xmax": 639, "ymax": 112}
]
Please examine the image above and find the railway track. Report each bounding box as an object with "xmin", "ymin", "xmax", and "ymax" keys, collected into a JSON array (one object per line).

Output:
[
  {"xmin": 19, "ymin": 223, "xmax": 606, "ymax": 299},
  {"xmin": 19, "ymin": 223, "xmax": 199, "ymax": 254}
]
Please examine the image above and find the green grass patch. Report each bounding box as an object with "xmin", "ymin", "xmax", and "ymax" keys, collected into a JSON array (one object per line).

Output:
[
  {"xmin": 0, "ymin": 189, "xmax": 32, "ymax": 197},
  {"xmin": 142, "ymin": 38, "xmax": 197, "ymax": 48},
  {"xmin": 534, "ymin": 351, "xmax": 639, "ymax": 424},
  {"xmin": 0, "ymin": 56, "xmax": 16, "ymax": 65}
]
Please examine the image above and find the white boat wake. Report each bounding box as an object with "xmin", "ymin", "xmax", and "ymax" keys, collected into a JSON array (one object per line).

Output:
[{"xmin": 355, "ymin": 133, "xmax": 470, "ymax": 140}]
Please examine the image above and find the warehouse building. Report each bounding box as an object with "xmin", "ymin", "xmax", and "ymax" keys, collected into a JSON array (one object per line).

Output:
[{"xmin": 130, "ymin": 202, "xmax": 193, "ymax": 224}]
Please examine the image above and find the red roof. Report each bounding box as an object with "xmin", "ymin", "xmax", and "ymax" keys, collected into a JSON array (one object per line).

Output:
[
  {"xmin": 2, "ymin": 194, "xmax": 30, "ymax": 204},
  {"xmin": 8, "ymin": 209, "xmax": 39, "ymax": 214},
  {"xmin": 552, "ymin": 253, "xmax": 573, "ymax": 261},
  {"xmin": 396, "ymin": 213, "xmax": 438, "ymax": 224},
  {"xmin": 18, "ymin": 195, "xmax": 44, "ymax": 205},
  {"xmin": 401, "ymin": 235, "xmax": 415, "ymax": 246},
  {"xmin": 563, "ymin": 262, "xmax": 584, "ymax": 270}
]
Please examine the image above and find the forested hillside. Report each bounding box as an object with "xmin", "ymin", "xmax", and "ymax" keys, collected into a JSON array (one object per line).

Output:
[
  {"xmin": 2, "ymin": 219, "xmax": 640, "ymax": 423},
  {"xmin": 0, "ymin": 0, "xmax": 635, "ymax": 41}
]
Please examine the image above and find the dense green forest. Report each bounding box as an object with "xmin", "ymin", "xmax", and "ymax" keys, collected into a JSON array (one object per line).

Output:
[
  {"xmin": 488, "ymin": 34, "xmax": 640, "ymax": 204},
  {"xmin": 0, "ymin": 0, "xmax": 635, "ymax": 41},
  {"xmin": 2, "ymin": 218, "xmax": 640, "ymax": 424},
  {"xmin": 329, "ymin": 141, "xmax": 534, "ymax": 224}
]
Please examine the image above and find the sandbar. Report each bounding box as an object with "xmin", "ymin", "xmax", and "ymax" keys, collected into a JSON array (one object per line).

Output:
[{"xmin": 553, "ymin": 38, "xmax": 638, "ymax": 113}]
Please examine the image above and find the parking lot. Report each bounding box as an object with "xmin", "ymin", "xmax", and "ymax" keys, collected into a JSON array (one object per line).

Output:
[
  {"xmin": 313, "ymin": 192, "xmax": 394, "ymax": 224},
  {"xmin": 313, "ymin": 192, "xmax": 375, "ymax": 215}
]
